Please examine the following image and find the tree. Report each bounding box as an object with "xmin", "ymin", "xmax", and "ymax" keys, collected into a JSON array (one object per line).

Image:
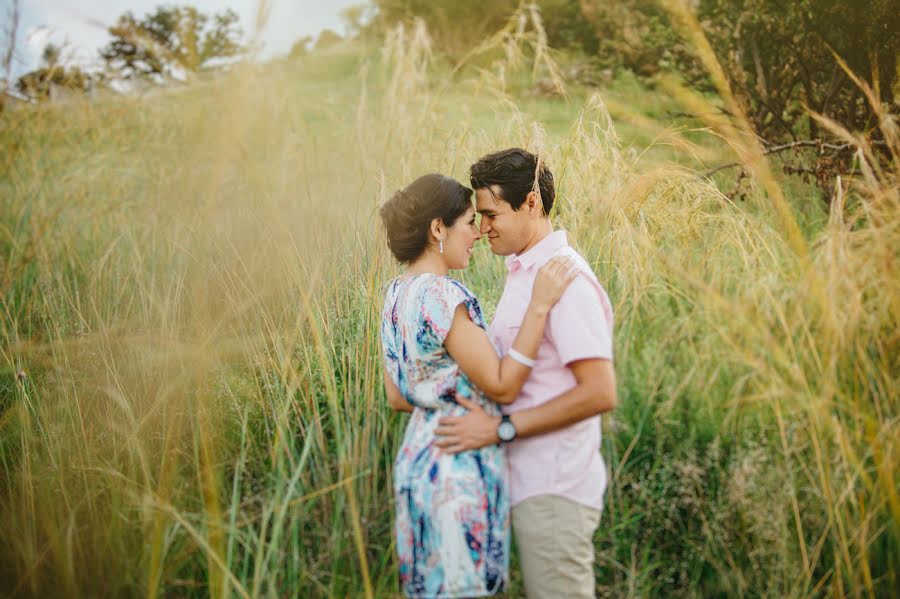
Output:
[
  {"xmin": 41, "ymin": 42, "xmax": 61, "ymax": 67},
  {"xmin": 578, "ymin": 0, "xmax": 688, "ymax": 76},
  {"xmin": 16, "ymin": 42, "xmax": 92, "ymax": 101},
  {"xmin": 368, "ymin": 0, "xmax": 517, "ymax": 59},
  {"xmin": 313, "ymin": 30, "xmax": 343, "ymax": 52},
  {"xmin": 698, "ymin": 0, "xmax": 899, "ymax": 140},
  {"xmin": 100, "ymin": 5, "xmax": 244, "ymax": 80},
  {"xmin": 289, "ymin": 35, "xmax": 313, "ymax": 59},
  {"xmin": 370, "ymin": 0, "xmax": 898, "ymax": 192},
  {"xmin": 340, "ymin": 4, "xmax": 375, "ymax": 37},
  {"xmin": 576, "ymin": 0, "xmax": 899, "ymax": 193}
]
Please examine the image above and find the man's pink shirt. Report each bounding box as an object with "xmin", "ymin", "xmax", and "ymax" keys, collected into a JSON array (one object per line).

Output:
[{"xmin": 490, "ymin": 230, "xmax": 614, "ymax": 510}]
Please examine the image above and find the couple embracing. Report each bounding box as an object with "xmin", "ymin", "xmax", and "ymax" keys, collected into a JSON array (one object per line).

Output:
[{"xmin": 379, "ymin": 148, "xmax": 617, "ymax": 598}]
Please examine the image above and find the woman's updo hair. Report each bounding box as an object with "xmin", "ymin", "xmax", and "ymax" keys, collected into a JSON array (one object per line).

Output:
[{"xmin": 379, "ymin": 174, "xmax": 473, "ymax": 264}]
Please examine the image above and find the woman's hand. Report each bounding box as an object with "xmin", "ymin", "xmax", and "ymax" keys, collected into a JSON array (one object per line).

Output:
[
  {"xmin": 529, "ymin": 255, "xmax": 579, "ymax": 312},
  {"xmin": 443, "ymin": 255, "xmax": 578, "ymax": 404}
]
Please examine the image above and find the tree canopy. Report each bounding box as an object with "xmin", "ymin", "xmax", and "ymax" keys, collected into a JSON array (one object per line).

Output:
[
  {"xmin": 370, "ymin": 0, "xmax": 899, "ymax": 189},
  {"xmin": 15, "ymin": 43, "xmax": 91, "ymax": 101},
  {"xmin": 100, "ymin": 5, "xmax": 244, "ymax": 79}
]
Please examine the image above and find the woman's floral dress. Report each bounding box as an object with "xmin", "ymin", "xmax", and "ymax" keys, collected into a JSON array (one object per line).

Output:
[{"xmin": 381, "ymin": 273, "xmax": 509, "ymax": 598}]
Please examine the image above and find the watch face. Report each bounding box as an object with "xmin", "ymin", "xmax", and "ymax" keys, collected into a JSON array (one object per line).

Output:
[{"xmin": 498, "ymin": 421, "xmax": 516, "ymax": 442}]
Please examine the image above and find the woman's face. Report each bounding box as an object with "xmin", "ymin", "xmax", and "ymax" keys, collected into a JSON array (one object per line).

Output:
[{"xmin": 442, "ymin": 205, "xmax": 481, "ymax": 270}]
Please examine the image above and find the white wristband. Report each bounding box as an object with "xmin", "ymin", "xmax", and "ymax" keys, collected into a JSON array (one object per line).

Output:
[{"xmin": 508, "ymin": 348, "xmax": 536, "ymax": 368}]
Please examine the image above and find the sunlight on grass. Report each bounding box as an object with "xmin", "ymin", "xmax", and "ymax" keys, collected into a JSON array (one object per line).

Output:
[{"xmin": 0, "ymin": 14, "xmax": 896, "ymax": 598}]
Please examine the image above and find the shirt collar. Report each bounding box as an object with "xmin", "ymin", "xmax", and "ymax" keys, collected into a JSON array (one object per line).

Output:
[{"xmin": 505, "ymin": 230, "xmax": 569, "ymax": 272}]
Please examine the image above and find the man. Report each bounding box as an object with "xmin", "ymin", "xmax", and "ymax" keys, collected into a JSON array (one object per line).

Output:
[{"xmin": 436, "ymin": 148, "xmax": 617, "ymax": 598}]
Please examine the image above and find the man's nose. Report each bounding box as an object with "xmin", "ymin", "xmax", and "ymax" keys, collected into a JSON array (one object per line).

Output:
[{"xmin": 480, "ymin": 218, "xmax": 491, "ymax": 235}]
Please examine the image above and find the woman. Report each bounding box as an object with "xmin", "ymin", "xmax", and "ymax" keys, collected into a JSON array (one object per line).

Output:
[{"xmin": 379, "ymin": 173, "xmax": 576, "ymax": 598}]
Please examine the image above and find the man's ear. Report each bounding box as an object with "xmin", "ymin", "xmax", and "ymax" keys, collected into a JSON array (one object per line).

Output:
[{"xmin": 525, "ymin": 190, "xmax": 543, "ymax": 217}]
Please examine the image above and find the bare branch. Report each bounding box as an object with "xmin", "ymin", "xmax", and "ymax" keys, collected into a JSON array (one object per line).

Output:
[
  {"xmin": 702, "ymin": 138, "xmax": 883, "ymax": 178},
  {"xmin": 1, "ymin": 0, "xmax": 22, "ymax": 104}
]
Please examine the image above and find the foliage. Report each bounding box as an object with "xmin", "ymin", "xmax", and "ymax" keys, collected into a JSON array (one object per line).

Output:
[
  {"xmin": 581, "ymin": 0, "xmax": 900, "ymax": 192},
  {"xmin": 368, "ymin": 0, "xmax": 518, "ymax": 59},
  {"xmin": 100, "ymin": 5, "xmax": 244, "ymax": 79},
  {"xmin": 372, "ymin": 0, "xmax": 899, "ymax": 191},
  {"xmin": 15, "ymin": 43, "xmax": 92, "ymax": 101},
  {"xmin": 698, "ymin": 0, "xmax": 899, "ymax": 138},
  {"xmin": 15, "ymin": 64, "xmax": 91, "ymax": 101},
  {"xmin": 0, "ymin": 27, "xmax": 897, "ymax": 597},
  {"xmin": 369, "ymin": 0, "xmax": 605, "ymax": 58},
  {"xmin": 340, "ymin": 4, "xmax": 376, "ymax": 38},
  {"xmin": 313, "ymin": 30, "xmax": 344, "ymax": 52},
  {"xmin": 578, "ymin": 0, "xmax": 687, "ymax": 76},
  {"xmin": 289, "ymin": 36, "xmax": 314, "ymax": 59},
  {"xmin": 690, "ymin": 0, "xmax": 900, "ymax": 194}
]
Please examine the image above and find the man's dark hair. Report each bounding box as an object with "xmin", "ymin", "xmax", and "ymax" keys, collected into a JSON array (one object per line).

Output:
[
  {"xmin": 379, "ymin": 174, "xmax": 472, "ymax": 264},
  {"xmin": 469, "ymin": 147, "xmax": 555, "ymax": 214}
]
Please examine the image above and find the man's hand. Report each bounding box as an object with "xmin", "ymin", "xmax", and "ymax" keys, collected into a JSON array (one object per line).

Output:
[{"xmin": 435, "ymin": 395, "xmax": 501, "ymax": 454}]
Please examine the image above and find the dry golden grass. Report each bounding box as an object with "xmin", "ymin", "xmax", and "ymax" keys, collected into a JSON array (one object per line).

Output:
[{"xmin": 0, "ymin": 11, "xmax": 896, "ymax": 598}]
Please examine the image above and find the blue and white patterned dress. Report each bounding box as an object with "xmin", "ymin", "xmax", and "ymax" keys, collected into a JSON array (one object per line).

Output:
[{"xmin": 381, "ymin": 273, "xmax": 509, "ymax": 598}]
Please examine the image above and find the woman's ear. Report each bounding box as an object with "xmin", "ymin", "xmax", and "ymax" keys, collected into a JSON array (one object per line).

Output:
[{"xmin": 429, "ymin": 218, "xmax": 444, "ymax": 242}]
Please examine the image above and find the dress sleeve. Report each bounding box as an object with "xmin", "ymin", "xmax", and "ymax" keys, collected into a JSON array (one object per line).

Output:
[
  {"xmin": 381, "ymin": 287, "xmax": 401, "ymax": 384},
  {"xmin": 420, "ymin": 277, "xmax": 470, "ymax": 347}
]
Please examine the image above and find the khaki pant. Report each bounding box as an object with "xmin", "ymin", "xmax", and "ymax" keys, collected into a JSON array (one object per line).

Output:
[{"xmin": 511, "ymin": 495, "xmax": 601, "ymax": 599}]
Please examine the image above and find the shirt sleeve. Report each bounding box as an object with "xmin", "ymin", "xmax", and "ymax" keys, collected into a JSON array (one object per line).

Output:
[
  {"xmin": 421, "ymin": 277, "xmax": 469, "ymax": 347},
  {"xmin": 546, "ymin": 274, "xmax": 613, "ymax": 365}
]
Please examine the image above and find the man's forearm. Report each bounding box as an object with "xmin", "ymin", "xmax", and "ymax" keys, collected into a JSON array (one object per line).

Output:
[
  {"xmin": 509, "ymin": 359, "xmax": 616, "ymax": 439},
  {"xmin": 435, "ymin": 360, "xmax": 616, "ymax": 453},
  {"xmin": 509, "ymin": 383, "xmax": 613, "ymax": 439}
]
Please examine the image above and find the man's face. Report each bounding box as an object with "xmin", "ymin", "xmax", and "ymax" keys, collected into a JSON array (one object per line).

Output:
[{"xmin": 475, "ymin": 185, "xmax": 533, "ymax": 256}]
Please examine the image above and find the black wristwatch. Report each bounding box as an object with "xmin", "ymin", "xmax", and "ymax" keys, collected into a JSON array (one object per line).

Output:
[{"xmin": 497, "ymin": 414, "xmax": 517, "ymax": 442}]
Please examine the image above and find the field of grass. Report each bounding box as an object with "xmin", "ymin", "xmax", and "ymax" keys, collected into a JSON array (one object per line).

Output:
[{"xmin": 1, "ymin": 26, "xmax": 897, "ymax": 599}]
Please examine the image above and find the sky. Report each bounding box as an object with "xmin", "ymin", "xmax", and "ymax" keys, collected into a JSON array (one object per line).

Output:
[{"xmin": 7, "ymin": 0, "xmax": 365, "ymax": 79}]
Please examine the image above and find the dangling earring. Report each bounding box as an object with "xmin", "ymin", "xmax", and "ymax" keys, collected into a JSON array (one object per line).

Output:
[{"xmin": 439, "ymin": 238, "xmax": 444, "ymax": 254}]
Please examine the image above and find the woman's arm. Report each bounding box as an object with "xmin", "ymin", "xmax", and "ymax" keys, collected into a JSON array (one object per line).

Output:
[
  {"xmin": 443, "ymin": 256, "xmax": 576, "ymax": 404},
  {"xmin": 384, "ymin": 369, "xmax": 414, "ymax": 412},
  {"xmin": 434, "ymin": 358, "xmax": 617, "ymax": 453}
]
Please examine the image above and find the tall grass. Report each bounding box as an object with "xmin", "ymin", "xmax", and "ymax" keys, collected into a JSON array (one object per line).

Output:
[{"xmin": 1, "ymin": 14, "xmax": 897, "ymax": 599}]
